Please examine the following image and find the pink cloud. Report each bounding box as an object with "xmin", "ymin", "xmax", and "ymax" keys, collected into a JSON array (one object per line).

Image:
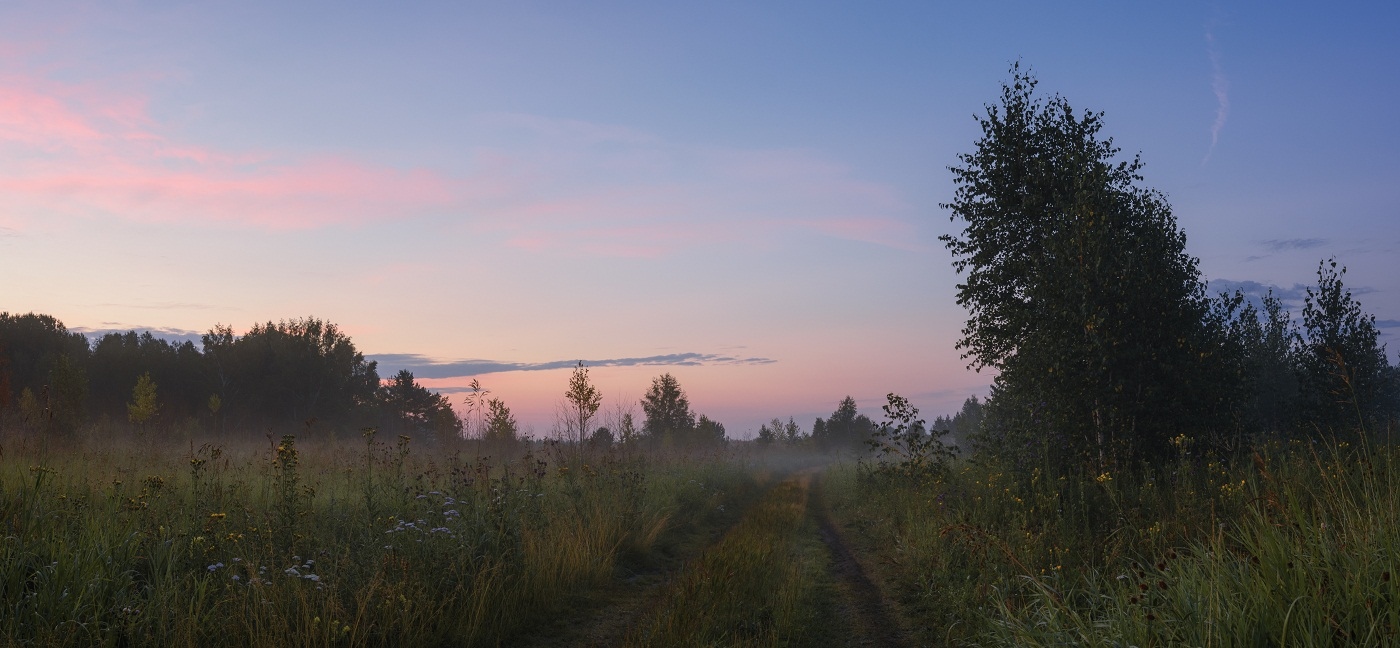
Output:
[
  {"xmin": 2, "ymin": 62, "xmax": 920, "ymax": 250},
  {"xmin": 0, "ymin": 74, "xmax": 458, "ymax": 229}
]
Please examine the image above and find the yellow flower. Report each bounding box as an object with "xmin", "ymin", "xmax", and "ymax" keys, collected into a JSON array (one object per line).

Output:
[{"xmin": 1095, "ymin": 472, "xmax": 1112, "ymax": 484}]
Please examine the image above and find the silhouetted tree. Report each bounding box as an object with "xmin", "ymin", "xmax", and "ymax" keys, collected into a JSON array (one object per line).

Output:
[
  {"xmin": 1298, "ymin": 258, "xmax": 1394, "ymax": 432},
  {"xmin": 642, "ymin": 373, "xmax": 694, "ymax": 446},
  {"xmin": 565, "ymin": 362, "xmax": 602, "ymax": 447},
  {"xmin": 692, "ymin": 415, "xmax": 726, "ymax": 447},
  {"xmin": 941, "ymin": 65, "xmax": 1223, "ymax": 470},
  {"xmin": 204, "ymin": 318, "xmax": 380, "ymax": 432},
  {"xmin": 482, "ymin": 397, "xmax": 518, "ymax": 446},
  {"xmin": 89, "ymin": 331, "xmax": 204, "ymax": 423},
  {"xmin": 935, "ymin": 396, "xmax": 982, "ymax": 452},
  {"xmin": 379, "ymin": 369, "xmax": 460, "ymax": 444},
  {"xmin": 0, "ymin": 312, "xmax": 89, "ymax": 406},
  {"xmin": 814, "ymin": 396, "xmax": 874, "ymax": 452},
  {"xmin": 48, "ymin": 354, "xmax": 88, "ymax": 436}
]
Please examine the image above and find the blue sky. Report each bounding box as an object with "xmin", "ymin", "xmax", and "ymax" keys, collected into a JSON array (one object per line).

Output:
[{"xmin": 2, "ymin": 1, "xmax": 1396, "ymax": 436}]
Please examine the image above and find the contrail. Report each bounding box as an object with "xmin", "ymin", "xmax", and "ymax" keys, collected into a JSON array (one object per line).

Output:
[{"xmin": 1204, "ymin": 29, "xmax": 1230, "ymax": 165}]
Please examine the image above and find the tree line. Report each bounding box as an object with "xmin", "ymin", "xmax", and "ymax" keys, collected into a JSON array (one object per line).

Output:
[
  {"xmin": 0, "ymin": 314, "xmax": 735, "ymax": 450},
  {"xmin": 0, "ymin": 315, "xmax": 456, "ymax": 441},
  {"xmin": 941, "ymin": 65, "xmax": 1399, "ymax": 475}
]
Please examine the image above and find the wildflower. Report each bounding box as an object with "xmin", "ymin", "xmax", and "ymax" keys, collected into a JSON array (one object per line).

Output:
[
  {"xmin": 207, "ymin": 562, "xmax": 225, "ymax": 572},
  {"xmin": 285, "ymin": 567, "xmax": 301, "ymax": 577},
  {"xmin": 231, "ymin": 575, "xmax": 241, "ymax": 582},
  {"xmin": 1095, "ymin": 472, "xmax": 1112, "ymax": 484},
  {"xmin": 304, "ymin": 574, "xmax": 320, "ymax": 582},
  {"xmin": 209, "ymin": 512, "xmax": 226, "ymax": 520}
]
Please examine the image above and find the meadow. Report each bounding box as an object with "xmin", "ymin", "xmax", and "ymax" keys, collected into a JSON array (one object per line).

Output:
[
  {"xmin": 4, "ymin": 423, "xmax": 1397, "ymax": 647},
  {"xmin": 827, "ymin": 431, "xmax": 1400, "ymax": 646},
  {"xmin": 0, "ymin": 427, "xmax": 762, "ymax": 647}
]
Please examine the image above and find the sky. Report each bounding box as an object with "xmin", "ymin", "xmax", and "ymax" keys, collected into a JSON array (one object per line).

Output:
[{"xmin": 2, "ymin": 1, "xmax": 1397, "ymax": 438}]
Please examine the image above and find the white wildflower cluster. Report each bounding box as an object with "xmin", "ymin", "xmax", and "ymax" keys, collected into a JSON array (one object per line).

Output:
[
  {"xmin": 383, "ymin": 491, "xmax": 465, "ymax": 547},
  {"xmin": 283, "ymin": 557, "xmax": 324, "ymax": 588}
]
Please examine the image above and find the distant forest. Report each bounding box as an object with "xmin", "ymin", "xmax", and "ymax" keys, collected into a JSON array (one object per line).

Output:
[
  {"xmin": 0, "ymin": 314, "xmax": 794, "ymax": 450},
  {"xmin": 0, "ymin": 315, "xmax": 465, "ymax": 442}
]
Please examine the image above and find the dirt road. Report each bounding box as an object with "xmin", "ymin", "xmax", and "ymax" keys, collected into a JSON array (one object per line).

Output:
[{"xmin": 521, "ymin": 467, "xmax": 911, "ymax": 647}]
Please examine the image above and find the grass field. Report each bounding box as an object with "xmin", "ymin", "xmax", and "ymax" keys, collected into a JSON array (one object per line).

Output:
[
  {"xmin": 826, "ymin": 433, "xmax": 1400, "ymax": 646},
  {"xmin": 3, "ymin": 427, "xmax": 1397, "ymax": 646}
]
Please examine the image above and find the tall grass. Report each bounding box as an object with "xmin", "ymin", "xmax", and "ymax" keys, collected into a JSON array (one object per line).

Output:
[
  {"xmin": 826, "ymin": 434, "xmax": 1400, "ymax": 646},
  {"xmin": 0, "ymin": 431, "xmax": 754, "ymax": 646}
]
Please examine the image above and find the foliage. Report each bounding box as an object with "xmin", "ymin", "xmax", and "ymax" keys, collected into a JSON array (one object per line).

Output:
[
  {"xmin": 0, "ymin": 312, "xmax": 90, "ymax": 403},
  {"xmin": 47, "ymin": 354, "xmax": 88, "ymax": 437},
  {"xmin": 941, "ymin": 65, "xmax": 1226, "ymax": 470},
  {"xmin": 933, "ymin": 395, "xmax": 982, "ymax": 452},
  {"xmin": 127, "ymin": 372, "xmax": 160, "ymax": 428},
  {"xmin": 757, "ymin": 416, "xmax": 804, "ymax": 446},
  {"xmin": 1220, "ymin": 289, "xmax": 1302, "ymax": 440},
  {"xmin": 641, "ymin": 373, "xmax": 695, "ymax": 444},
  {"xmin": 812, "ymin": 396, "xmax": 874, "ymax": 452},
  {"xmin": 1298, "ymin": 258, "xmax": 1394, "ymax": 432},
  {"xmin": 564, "ymin": 361, "xmax": 602, "ymax": 446},
  {"xmin": 89, "ymin": 331, "xmax": 205, "ymax": 423},
  {"xmin": 482, "ymin": 397, "xmax": 519, "ymax": 445},
  {"xmin": 694, "ymin": 414, "xmax": 727, "ymax": 447},
  {"xmin": 201, "ymin": 317, "xmax": 380, "ymax": 432},
  {"xmin": 863, "ymin": 393, "xmax": 955, "ymax": 487},
  {"xmin": 378, "ymin": 369, "xmax": 461, "ymax": 445}
]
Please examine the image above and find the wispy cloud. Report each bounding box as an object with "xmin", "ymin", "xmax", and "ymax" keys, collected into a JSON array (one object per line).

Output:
[
  {"xmin": 1210, "ymin": 277, "xmax": 1382, "ymax": 317},
  {"xmin": 0, "ymin": 75, "xmax": 457, "ymax": 229},
  {"xmin": 1203, "ymin": 27, "xmax": 1230, "ymax": 165},
  {"xmin": 1263, "ymin": 238, "xmax": 1328, "ymax": 252},
  {"xmin": 94, "ymin": 301, "xmax": 222, "ymax": 310},
  {"xmin": 70, "ymin": 325, "xmax": 205, "ymax": 346},
  {"xmin": 369, "ymin": 352, "xmax": 777, "ymax": 380},
  {"xmin": 1376, "ymin": 319, "xmax": 1400, "ymax": 329},
  {"xmin": 1208, "ymin": 279, "xmax": 1309, "ymax": 311}
]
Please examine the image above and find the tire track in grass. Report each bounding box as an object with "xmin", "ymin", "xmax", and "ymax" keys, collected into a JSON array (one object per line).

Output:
[
  {"xmin": 518, "ymin": 469, "xmax": 775, "ymax": 648},
  {"xmin": 622, "ymin": 469, "xmax": 909, "ymax": 647},
  {"xmin": 622, "ymin": 471, "xmax": 824, "ymax": 646},
  {"xmin": 809, "ymin": 472, "xmax": 909, "ymax": 648}
]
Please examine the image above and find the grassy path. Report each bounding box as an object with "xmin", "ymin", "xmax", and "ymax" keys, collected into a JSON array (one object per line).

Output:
[
  {"xmin": 578, "ymin": 468, "xmax": 911, "ymax": 648},
  {"xmin": 808, "ymin": 473, "xmax": 910, "ymax": 648},
  {"xmin": 516, "ymin": 469, "xmax": 776, "ymax": 647}
]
